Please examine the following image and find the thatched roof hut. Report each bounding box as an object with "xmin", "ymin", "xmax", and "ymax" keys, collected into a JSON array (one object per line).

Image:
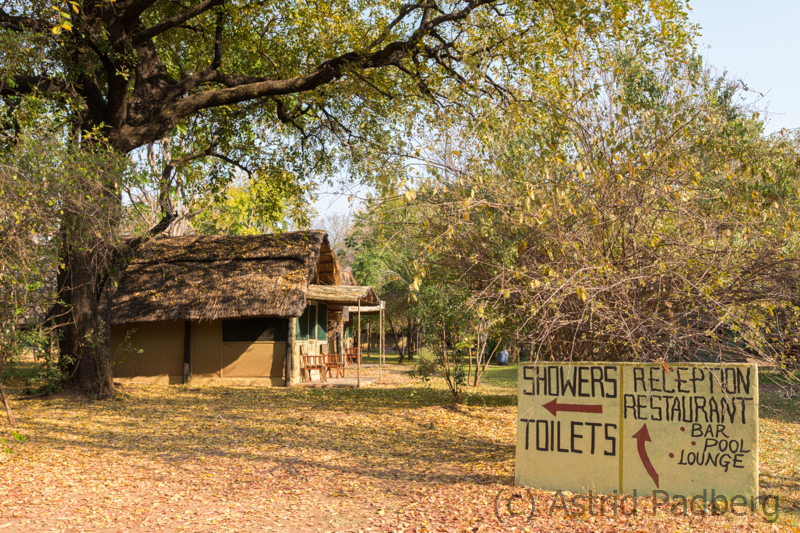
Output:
[
  {"xmin": 108, "ymin": 230, "xmax": 384, "ymax": 387},
  {"xmin": 111, "ymin": 230, "xmax": 343, "ymax": 325}
]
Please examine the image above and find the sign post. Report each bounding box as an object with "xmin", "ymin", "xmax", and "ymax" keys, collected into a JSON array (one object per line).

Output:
[{"xmin": 515, "ymin": 363, "xmax": 758, "ymax": 499}]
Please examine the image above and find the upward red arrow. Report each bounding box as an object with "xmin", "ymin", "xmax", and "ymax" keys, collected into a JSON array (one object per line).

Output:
[
  {"xmin": 542, "ymin": 398, "xmax": 603, "ymax": 417},
  {"xmin": 632, "ymin": 423, "xmax": 660, "ymax": 488}
]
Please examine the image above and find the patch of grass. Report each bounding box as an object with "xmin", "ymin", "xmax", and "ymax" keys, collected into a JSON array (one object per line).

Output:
[
  {"xmin": 1, "ymin": 360, "xmax": 40, "ymax": 384},
  {"xmin": 359, "ymin": 352, "xmax": 408, "ymax": 365},
  {"xmin": 759, "ymin": 368, "xmax": 800, "ymax": 387},
  {"xmin": 477, "ymin": 363, "xmax": 519, "ymax": 390}
]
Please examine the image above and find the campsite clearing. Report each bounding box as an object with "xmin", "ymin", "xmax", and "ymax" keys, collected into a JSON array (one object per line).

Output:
[{"xmin": 1, "ymin": 364, "xmax": 798, "ymax": 532}]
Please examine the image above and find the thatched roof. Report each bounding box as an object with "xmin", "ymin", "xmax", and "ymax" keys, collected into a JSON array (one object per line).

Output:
[
  {"xmin": 111, "ymin": 231, "xmax": 337, "ymax": 324},
  {"xmin": 307, "ymin": 285, "xmax": 380, "ymax": 306}
]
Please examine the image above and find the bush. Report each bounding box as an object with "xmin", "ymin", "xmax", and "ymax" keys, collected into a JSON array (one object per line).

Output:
[{"xmin": 25, "ymin": 351, "xmax": 72, "ymax": 396}]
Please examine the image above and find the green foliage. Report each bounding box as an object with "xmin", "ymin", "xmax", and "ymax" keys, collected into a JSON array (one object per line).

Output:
[
  {"xmin": 1, "ymin": 0, "xmax": 704, "ymax": 216},
  {"xmin": 24, "ymin": 351, "xmax": 72, "ymax": 397},
  {"xmin": 395, "ymin": 47, "xmax": 800, "ymax": 377},
  {"xmin": 352, "ymin": 195, "xmax": 503, "ymax": 398},
  {"xmin": 192, "ymin": 171, "xmax": 311, "ymax": 235},
  {"xmin": 1, "ymin": 431, "xmax": 27, "ymax": 454},
  {"xmin": 0, "ymin": 0, "xmax": 704, "ymax": 393},
  {"xmin": 411, "ymin": 347, "xmax": 468, "ymax": 404},
  {"xmin": 615, "ymin": 49, "xmax": 666, "ymax": 107},
  {"xmin": 347, "ymin": 4, "xmax": 800, "ymax": 399}
]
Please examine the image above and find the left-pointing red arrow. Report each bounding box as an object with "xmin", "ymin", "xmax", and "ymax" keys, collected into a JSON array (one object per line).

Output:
[{"xmin": 542, "ymin": 398, "xmax": 603, "ymax": 417}]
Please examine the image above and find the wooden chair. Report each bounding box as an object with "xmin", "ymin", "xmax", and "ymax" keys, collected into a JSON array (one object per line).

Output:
[
  {"xmin": 303, "ymin": 354, "xmax": 327, "ymax": 382},
  {"xmin": 345, "ymin": 346, "xmax": 362, "ymax": 365},
  {"xmin": 326, "ymin": 352, "xmax": 345, "ymax": 379},
  {"xmin": 300, "ymin": 345, "xmax": 327, "ymax": 382}
]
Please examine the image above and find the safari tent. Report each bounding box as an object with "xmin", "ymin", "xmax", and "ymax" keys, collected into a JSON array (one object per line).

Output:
[{"xmin": 109, "ymin": 230, "xmax": 379, "ymax": 386}]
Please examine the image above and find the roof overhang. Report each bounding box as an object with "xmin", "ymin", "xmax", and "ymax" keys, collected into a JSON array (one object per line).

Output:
[
  {"xmin": 348, "ymin": 305, "xmax": 382, "ymax": 315},
  {"xmin": 307, "ymin": 284, "xmax": 380, "ymax": 306}
]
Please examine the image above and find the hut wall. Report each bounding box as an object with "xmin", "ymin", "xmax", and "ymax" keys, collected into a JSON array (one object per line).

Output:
[
  {"xmin": 110, "ymin": 331, "xmax": 135, "ymax": 377},
  {"xmin": 110, "ymin": 321, "xmax": 185, "ymax": 383},
  {"xmin": 221, "ymin": 342, "xmax": 285, "ymax": 377},
  {"xmin": 291, "ymin": 336, "xmax": 305, "ymax": 384},
  {"xmin": 191, "ymin": 320, "xmax": 221, "ymax": 377},
  {"xmin": 111, "ymin": 319, "xmax": 286, "ymax": 386}
]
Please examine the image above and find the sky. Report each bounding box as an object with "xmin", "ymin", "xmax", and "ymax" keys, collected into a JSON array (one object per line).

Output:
[
  {"xmin": 313, "ymin": 1, "xmax": 800, "ymax": 218},
  {"xmin": 688, "ymin": 0, "xmax": 800, "ymax": 134}
]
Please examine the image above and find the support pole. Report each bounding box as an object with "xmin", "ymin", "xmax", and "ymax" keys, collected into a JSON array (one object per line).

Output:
[
  {"xmin": 183, "ymin": 320, "xmax": 191, "ymax": 385},
  {"xmin": 357, "ymin": 298, "xmax": 361, "ymax": 388},
  {"xmin": 336, "ymin": 330, "xmax": 343, "ymax": 377},
  {"xmin": 285, "ymin": 318, "xmax": 294, "ymax": 387},
  {"xmin": 380, "ymin": 301, "xmax": 385, "ymax": 380}
]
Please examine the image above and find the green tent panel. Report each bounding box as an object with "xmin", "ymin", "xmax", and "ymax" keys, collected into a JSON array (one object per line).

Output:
[
  {"xmin": 296, "ymin": 305, "xmax": 311, "ymax": 341},
  {"xmin": 316, "ymin": 303, "xmax": 327, "ymax": 341}
]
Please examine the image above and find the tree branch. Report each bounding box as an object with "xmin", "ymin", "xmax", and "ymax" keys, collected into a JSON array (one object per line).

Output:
[
  {"xmin": 0, "ymin": 8, "xmax": 50, "ymax": 32},
  {"xmin": 0, "ymin": 75, "xmax": 70, "ymax": 98},
  {"xmin": 207, "ymin": 152, "xmax": 252, "ymax": 178},
  {"xmin": 122, "ymin": 0, "xmax": 161, "ymax": 22},
  {"xmin": 211, "ymin": 10, "xmax": 223, "ymax": 69},
  {"xmin": 367, "ymin": 1, "xmax": 426, "ymax": 50},
  {"xmin": 157, "ymin": 131, "xmax": 220, "ymax": 213},
  {"xmin": 132, "ymin": 0, "xmax": 225, "ymax": 44},
  {"xmin": 113, "ymin": 0, "xmax": 498, "ymax": 150}
]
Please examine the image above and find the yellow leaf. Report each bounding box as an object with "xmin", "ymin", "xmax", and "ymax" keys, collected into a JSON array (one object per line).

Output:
[{"xmin": 576, "ymin": 287, "xmax": 588, "ymax": 302}]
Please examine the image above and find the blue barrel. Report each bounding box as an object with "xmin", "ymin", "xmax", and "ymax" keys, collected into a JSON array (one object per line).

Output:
[{"xmin": 496, "ymin": 349, "xmax": 509, "ymax": 365}]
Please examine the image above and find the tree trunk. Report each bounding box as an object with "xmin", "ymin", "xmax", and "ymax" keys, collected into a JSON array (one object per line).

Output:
[
  {"xmin": 0, "ymin": 380, "xmax": 16, "ymax": 427},
  {"xmin": 474, "ymin": 334, "xmax": 501, "ymax": 387},
  {"xmin": 56, "ymin": 243, "xmax": 116, "ymax": 398},
  {"xmin": 405, "ymin": 314, "xmax": 413, "ymax": 360},
  {"xmin": 54, "ymin": 160, "xmax": 174, "ymax": 398},
  {"xmin": 472, "ymin": 333, "xmax": 478, "ymax": 387},
  {"xmin": 467, "ymin": 343, "xmax": 473, "ymax": 386},
  {"xmin": 387, "ymin": 314, "xmax": 405, "ymax": 363}
]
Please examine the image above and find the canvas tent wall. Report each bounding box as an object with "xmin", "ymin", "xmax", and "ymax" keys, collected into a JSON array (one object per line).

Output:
[{"xmin": 111, "ymin": 318, "xmax": 289, "ymax": 385}]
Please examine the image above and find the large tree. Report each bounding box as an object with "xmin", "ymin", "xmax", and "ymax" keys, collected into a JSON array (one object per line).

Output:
[
  {"xmin": 0, "ymin": 0, "xmax": 693, "ymax": 394},
  {"xmin": 390, "ymin": 48, "xmax": 800, "ymax": 374}
]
